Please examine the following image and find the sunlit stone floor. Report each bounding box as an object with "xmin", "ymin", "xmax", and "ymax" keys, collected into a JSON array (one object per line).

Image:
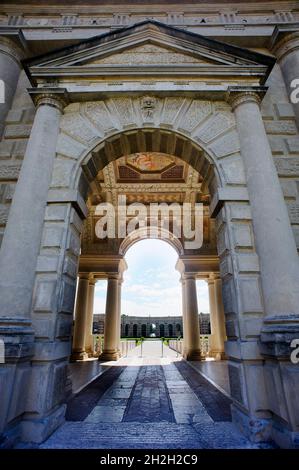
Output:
[{"xmin": 40, "ymin": 342, "xmax": 274, "ymax": 449}]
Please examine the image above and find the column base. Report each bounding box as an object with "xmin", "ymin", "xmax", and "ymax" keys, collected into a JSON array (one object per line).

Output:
[
  {"xmin": 231, "ymin": 405, "xmax": 272, "ymax": 444},
  {"xmin": 209, "ymin": 350, "xmax": 227, "ymax": 360},
  {"xmin": 183, "ymin": 349, "xmax": 202, "ymax": 361},
  {"xmin": 70, "ymin": 350, "xmax": 88, "ymax": 362},
  {"xmin": 99, "ymin": 349, "xmax": 120, "ymax": 361},
  {"xmin": 20, "ymin": 404, "xmax": 66, "ymax": 445}
]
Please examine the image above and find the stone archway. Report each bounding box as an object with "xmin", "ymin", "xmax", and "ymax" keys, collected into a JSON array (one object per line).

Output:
[
  {"xmin": 0, "ymin": 96, "xmax": 264, "ymax": 445},
  {"xmin": 0, "ymin": 17, "xmax": 298, "ymax": 448}
]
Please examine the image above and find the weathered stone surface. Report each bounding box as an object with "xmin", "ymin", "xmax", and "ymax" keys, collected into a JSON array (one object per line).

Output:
[
  {"xmin": 232, "ymin": 223, "xmax": 253, "ymax": 248},
  {"xmin": 4, "ymin": 124, "xmax": 32, "ymax": 139},
  {"xmin": 0, "ymin": 163, "xmax": 21, "ymax": 180},
  {"xmin": 265, "ymin": 121, "xmax": 297, "ymax": 135},
  {"xmin": 51, "ymin": 159, "xmax": 76, "ymax": 188},
  {"xmin": 42, "ymin": 226, "xmax": 64, "ymax": 248},
  {"xmin": 274, "ymin": 157, "xmax": 299, "ymax": 176},
  {"xmin": 275, "ymin": 103, "xmax": 295, "ymax": 119},
  {"xmin": 33, "ymin": 280, "xmax": 57, "ymax": 312},
  {"xmin": 239, "ymin": 277, "xmax": 263, "ymax": 313},
  {"xmin": 179, "ymin": 100, "xmax": 212, "ymax": 133},
  {"xmin": 209, "ymin": 131, "xmax": 240, "ymax": 158},
  {"xmin": 5, "ymin": 109, "xmax": 23, "ymax": 124},
  {"xmin": 0, "ymin": 141, "xmax": 13, "ymax": 159},
  {"xmin": 287, "ymin": 202, "xmax": 299, "ymax": 224},
  {"xmin": 219, "ymin": 156, "xmax": 245, "ymax": 184},
  {"xmin": 286, "ymin": 137, "xmax": 299, "ymax": 154},
  {"xmin": 56, "ymin": 133, "xmax": 87, "ymax": 160}
]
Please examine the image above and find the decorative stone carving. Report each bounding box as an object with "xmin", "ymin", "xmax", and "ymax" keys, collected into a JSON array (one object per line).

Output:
[
  {"xmin": 83, "ymin": 102, "xmax": 118, "ymax": 135},
  {"xmin": 179, "ymin": 100, "xmax": 212, "ymax": 133},
  {"xmin": 140, "ymin": 96, "xmax": 157, "ymax": 121}
]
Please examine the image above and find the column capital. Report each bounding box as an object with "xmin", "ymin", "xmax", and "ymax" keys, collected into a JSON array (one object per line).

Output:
[
  {"xmin": 0, "ymin": 33, "xmax": 26, "ymax": 64},
  {"xmin": 183, "ymin": 273, "xmax": 197, "ymax": 282},
  {"xmin": 271, "ymin": 24, "xmax": 299, "ymax": 61},
  {"xmin": 28, "ymin": 88, "xmax": 70, "ymax": 113},
  {"xmin": 227, "ymin": 87, "xmax": 267, "ymax": 111}
]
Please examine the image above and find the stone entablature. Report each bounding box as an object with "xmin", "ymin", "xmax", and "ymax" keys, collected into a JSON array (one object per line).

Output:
[{"xmin": 1, "ymin": 3, "xmax": 299, "ymax": 33}]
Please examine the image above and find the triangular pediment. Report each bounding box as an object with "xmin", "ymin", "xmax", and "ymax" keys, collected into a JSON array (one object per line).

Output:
[
  {"xmin": 23, "ymin": 21, "xmax": 275, "ymax": 85},
  {"xmin": 83, "ymin": 43, "xmax": 213, "ymax": 67}
]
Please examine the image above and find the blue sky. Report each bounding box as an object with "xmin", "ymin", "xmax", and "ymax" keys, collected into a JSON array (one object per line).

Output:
[{"xmin": 93, "ymin": 239, "xmax": 210, "ymax": 317}]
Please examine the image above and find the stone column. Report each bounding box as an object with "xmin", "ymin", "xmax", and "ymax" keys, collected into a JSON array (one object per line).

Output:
[
  {"xmin": 0, "ymin": 90, "xmax": 67, "ymax": 319},
  {"xmin": 180, "ymin": 278, "xmax": 189, "ymax": 358},
  {"xmin": 232, "ymin": 89, "xmax": 299, "ymax": 447},
  {"xmin": 0, "ymin": 36, "xmax": 24, "ymax": 138},
  {"xmin": 117, "ymin": 278, "xmax": 123, "ymax": 356},
  {"xmin": 71, "ymin": 275, "xmax": 90, "ymax": 361},
  {"xmin": 210, "ymin": 276, "xmax": 226, "ymax": 360},
  {"xmin": 100, "ymin": 276, "xmax": 120, "ymax": 361},
  {"xmin": 183, "ymin": 275, "xmax": 202, "ymax": 360},
  {"xmin": 231, "ymin": 90, "xmax": 299, "ymax": 322},
  {"xmin": 207, "ymin": 277, "xmax": 218, "ymax": 358},
  {"xmin": 272, "ymin": 32, "xmax": 299, "ymax": 129},
  {"xmin": 84, "ymin": 278, "xmax": 96, "ymax": 357}
]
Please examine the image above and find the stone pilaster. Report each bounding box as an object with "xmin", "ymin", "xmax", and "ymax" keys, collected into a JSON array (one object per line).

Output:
[
  {"xmin": 0, "ymin": 35, "xmax": 25, "ymax": 138},
  {"xmin": 230, "ymin": 87, "xmax": 299, "ymax": 448}
]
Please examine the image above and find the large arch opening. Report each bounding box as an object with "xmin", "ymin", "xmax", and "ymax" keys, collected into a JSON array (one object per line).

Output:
[{"xmin": 71, "ymin": 124, "xmax": 227, "ymax": 366}]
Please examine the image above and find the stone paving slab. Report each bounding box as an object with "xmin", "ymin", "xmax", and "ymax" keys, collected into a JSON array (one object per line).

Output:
[
  {"xmin": 174, "ymin": 360, "xmax": 232, "ymax": 422},
  {"xmin": 40, "ymin": 423, "xmax": 204, "ymax": 449},
  {"xmin": 123, "ymin": 365, "xmax": 175, "ymax": 423},
  {"xmin": 66, "ymin": 365, "xmax": 126, "ymax": 421}
]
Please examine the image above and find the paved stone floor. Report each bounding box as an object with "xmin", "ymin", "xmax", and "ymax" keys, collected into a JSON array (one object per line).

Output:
[{"xmin": 40, "ymin": 342, "xmax": 273, "ymax": 449}]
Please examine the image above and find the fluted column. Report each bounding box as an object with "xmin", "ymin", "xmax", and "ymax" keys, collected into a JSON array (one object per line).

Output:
[
  {"xmin": 0, "ymin": 36, "xmax": 24, "ymax": 138},
  {"xmin": 84, "ymin": 278, "xmax": 96, "ymax": 357},
  {"xmin": 71, "ymin": 275, "xmax": 90, "ymax": 361},
  {"xmin": 183, "ymin": 275, "xmax": 202, "ymax": 361},
  {"xmin": 0, "ymin": 90, "xmax": 68, "ymax": 320},
  {"xmin": 272, "ymin": 32, "xmax": 299, "ymax": 129},
  {"xmin": 100, "ymin": 276, "xmax": 121, "ymax": 361}
]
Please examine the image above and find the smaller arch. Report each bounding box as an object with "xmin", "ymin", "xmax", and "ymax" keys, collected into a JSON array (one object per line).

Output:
[
  {"xmin": 133, "ymin": 324, "xmax": 138, "ymax": 337},
  {"xmin": 125, "ymin": 324, "xmax": 129, "ymax": 337},
  {"xmin": 119, "ymin": 226, "xmax": 184, "ymax": 256},
  {"xmin": 168, "ymin": 324, "xmax": 173, "ymax": 337},
  {"xmin": 159, "ymin": 324, "xmax": 165, "ymax": 337}
]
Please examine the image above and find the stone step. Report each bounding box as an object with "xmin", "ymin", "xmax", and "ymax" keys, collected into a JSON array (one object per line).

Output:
[{"xmin": 39, "ymin": 421, "xmax": 265, "ymax": 449}]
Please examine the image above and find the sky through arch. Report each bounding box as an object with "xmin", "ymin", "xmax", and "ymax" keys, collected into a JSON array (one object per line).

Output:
[{"xmin": 93, "ymin": 239, "xmax": 209, "ymax": 316}]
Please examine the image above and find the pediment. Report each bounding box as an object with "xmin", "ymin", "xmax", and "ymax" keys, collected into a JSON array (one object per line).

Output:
[
  {"xmin": 23, "ymin": 20, "xmax": 275, "ymax": 84},
  {"xmin": 83, "ymin": 43, "xmax": 212, "ymax": 67}
]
